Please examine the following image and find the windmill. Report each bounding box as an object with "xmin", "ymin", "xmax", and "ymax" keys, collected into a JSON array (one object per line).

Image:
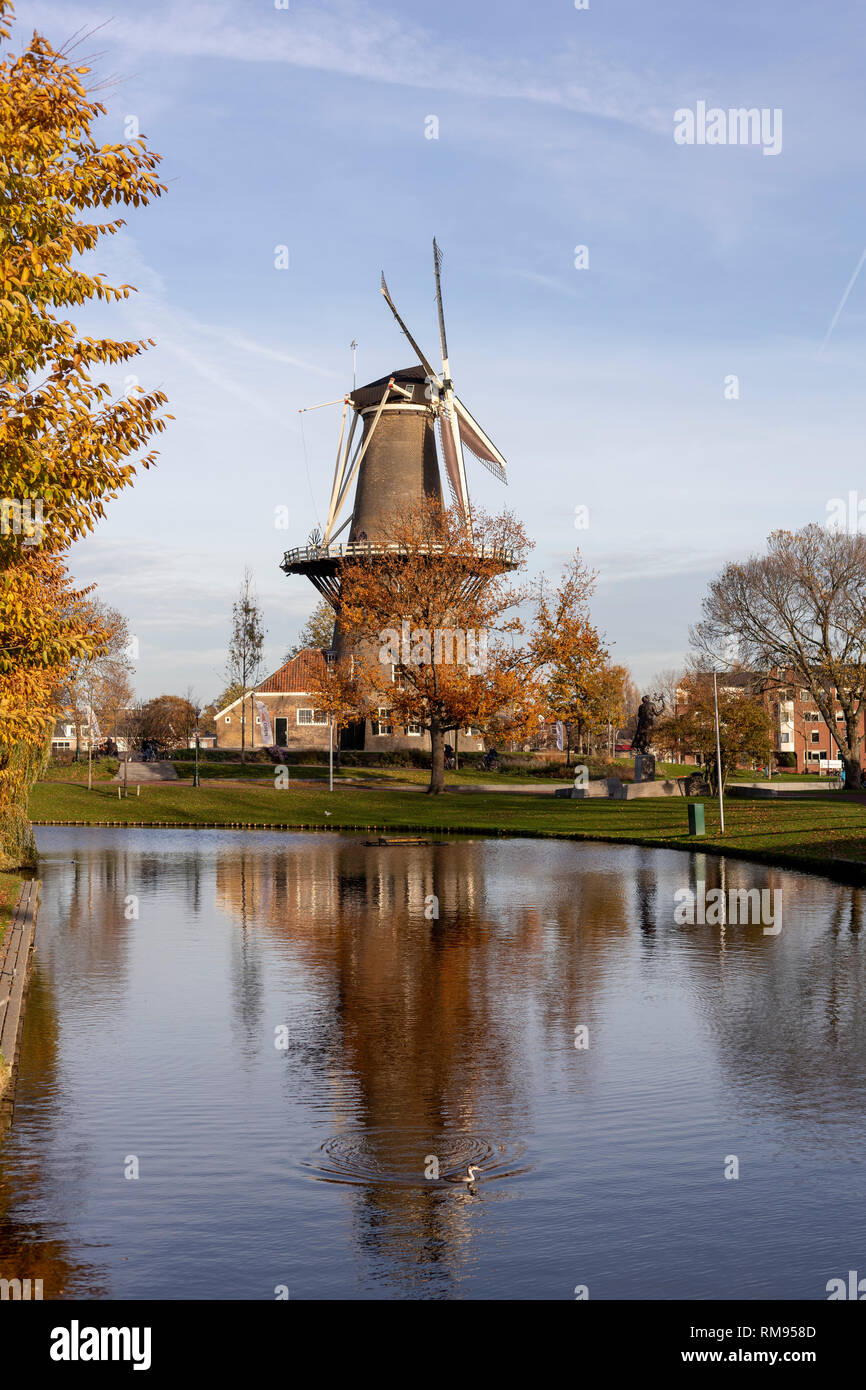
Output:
[
  {"xmin": 281, "ymin": 240, "xmax": 514, "ymax": 614},
  {"xmin": 379, "ymin": 238, "xmax": 507, "ymax": 527}
]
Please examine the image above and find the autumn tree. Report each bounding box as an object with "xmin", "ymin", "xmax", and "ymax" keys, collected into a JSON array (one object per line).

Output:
[
  {"xmin": 225, "ymin": 568, "xmax": 266, "ymax": 763},
  {"xmin": 693, "ymin": 526, "xmax": 866, "ymax": 788},
  {"xmin": 311, "ymin": 499, "xmax": 532, "ymax": 793},
  {"xmin": 283, "ymin": 597, "xmax": 334, "ymax": 663},
  {"xmin": 654, "ymin": 672, "xmax": 772, "ymax": 792},
  {"xmin": 0, "ymin": 2, "xmax": 168, "ymax": 865},
  {"xmin": 529, "ymin": 555, "xmax": 608, "ymax": 762},
  {"xmin": 56, "ymin": 600, "xmax": 131, "ymax": 781},
  {"xmin": 138, "ymin": 694, "xmax": 197, "ymax": 747},
  {"xmin": 583, "ymin": 662, "xmax": 631, "ymax": 757},
  {"xmin": 647, "ymin": 667, "xmax": 686, "ymax": 760}
]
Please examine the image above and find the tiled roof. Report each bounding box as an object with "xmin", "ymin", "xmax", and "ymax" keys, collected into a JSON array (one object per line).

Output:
[{"xmin": 257, "ymin": 648, "xmax": 327, "ymax": 694}]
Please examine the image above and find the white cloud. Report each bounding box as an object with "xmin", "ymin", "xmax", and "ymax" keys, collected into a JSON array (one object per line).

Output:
[{"xmin": 21, "ymin": 0, "xmax": 672, "ymax": 134}]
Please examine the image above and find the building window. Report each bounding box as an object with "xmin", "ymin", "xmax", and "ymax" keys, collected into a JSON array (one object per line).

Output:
[
  {"xmin": 225, "ymin": 716, "xmax": 231, "ymax": 723},
  {"xmin": 800, "ymin": 689, "xmax": 811, "ymax": 702},
  {"xmin": 372, "ymin": 707, "xmax": 393, "ymax": 736},
  {"xmin": 807, "ymin": 750, "xmax": 822, "ymax": 761},
  {"xmin": 405, "ymin": 720, "xmax": 422, "ymax": 736},
  {"xmin": 297, "ymin": 709, "xmax": 329, "ymax": 726},
  {"xmin": 811, "ymin": 731, "xmax": 820, "ymax": 744},
  {"xmin": 780, "ymin": 733, "xmax": 791, "ymax": 744}
]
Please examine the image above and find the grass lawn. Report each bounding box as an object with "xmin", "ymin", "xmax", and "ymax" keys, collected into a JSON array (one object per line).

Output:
[
  {"xmin": 44, "ymin": 758, "xmax": 119, "ymax": 783},
  {"xmin": 27, "ymin": 779, "xmax": 866, "ymax": 879}
]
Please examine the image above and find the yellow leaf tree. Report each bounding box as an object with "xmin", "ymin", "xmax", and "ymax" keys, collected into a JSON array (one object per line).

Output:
[
  {"xmin": 0, "ymin": 1, "xmax": 168, "ymax": 866},
  {"xmin": 530, "ymin": 554, "xmax": 608, "ymax": 762}
]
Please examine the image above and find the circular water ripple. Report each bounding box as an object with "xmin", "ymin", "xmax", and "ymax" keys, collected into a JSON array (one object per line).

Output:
[{"xmin": 306, "ymin": 1129, "xmax": 528, "ymax": 1187}]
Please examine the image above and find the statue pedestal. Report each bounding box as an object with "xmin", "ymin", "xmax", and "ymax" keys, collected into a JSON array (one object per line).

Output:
[{"xmin": 634, "ymin": 754, "xmax": 656, "ymax": 783}]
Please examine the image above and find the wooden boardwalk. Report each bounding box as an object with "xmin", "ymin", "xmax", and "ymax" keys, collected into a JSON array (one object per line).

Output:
[{"xmin": 0, "ymin": 879, "xmax": 39, "ymax": 1117}]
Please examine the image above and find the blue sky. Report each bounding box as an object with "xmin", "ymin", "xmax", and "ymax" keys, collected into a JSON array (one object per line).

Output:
[{"xmin": 14, "ymin": 0, "xmax": 866, "ymax": 699}]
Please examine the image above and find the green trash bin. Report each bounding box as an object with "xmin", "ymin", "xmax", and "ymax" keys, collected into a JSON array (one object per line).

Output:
[{"xmin": 688, "ymin": 803, "xmax": 705, "ymax": 836}]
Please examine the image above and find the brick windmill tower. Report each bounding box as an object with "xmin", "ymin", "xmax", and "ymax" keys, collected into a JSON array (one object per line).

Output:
[{"xmin": 281, "ymin": 242, "xmax": 515, "ymax": 747}]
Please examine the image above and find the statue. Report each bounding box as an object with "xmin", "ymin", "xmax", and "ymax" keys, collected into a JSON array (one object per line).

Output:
[{"xmin": 630, "ymin": 693, "xmax": 664, "ymax": 754}]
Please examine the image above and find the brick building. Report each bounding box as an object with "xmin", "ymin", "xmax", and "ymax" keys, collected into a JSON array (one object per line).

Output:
[
  {"xmin": 765, "ymin": 677, "xmax": 861, "ymax": 773},
  {"xmin": 215, "ymin": 648, "xmax": 484, "ymax": 754},
  {"xmin": 670, "ymin": 670, "xmax": 863, "ymax": 774}
]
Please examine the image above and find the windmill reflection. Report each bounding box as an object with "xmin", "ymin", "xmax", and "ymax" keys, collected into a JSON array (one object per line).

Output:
[{"xmin": 214, "ymin": 834, "xmax": 628, "ymax": 1290}]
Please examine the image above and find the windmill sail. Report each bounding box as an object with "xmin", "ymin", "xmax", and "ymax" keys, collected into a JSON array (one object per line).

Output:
[
  {"xmin": 454, "ymin": 398, "xmax": 507, "ymax": 483},
  {"xmin": 380, "ymin": 274, "xmax": 440, "ymax": 385},
  {"xmin": 435, "ymin": 410, "xmax": 464, "ymax": 509}
]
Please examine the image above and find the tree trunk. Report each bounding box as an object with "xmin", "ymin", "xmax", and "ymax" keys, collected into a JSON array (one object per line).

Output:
[
  {"xmin": 428, "ymin": 717, "xmax": 445, "ymax": 795},
  {"xmin": 833, "ymin": 711, "xmax": 862, "ymax": 789}
]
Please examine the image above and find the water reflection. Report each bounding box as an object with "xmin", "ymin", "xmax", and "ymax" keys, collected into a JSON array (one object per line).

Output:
[{"xmin": 0, "ymin": 829, "xmax": 863, "ymax": 1299}]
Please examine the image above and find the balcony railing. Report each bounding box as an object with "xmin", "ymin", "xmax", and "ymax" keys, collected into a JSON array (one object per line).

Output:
[{"xmin": 281, "ymin": 541, "xmax": 518, "ymax": 568}]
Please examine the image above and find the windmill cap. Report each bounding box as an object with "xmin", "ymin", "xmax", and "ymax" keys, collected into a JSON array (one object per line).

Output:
[{"xmin": 352, "ymin": 365, "xmax": 430, "ymax": 410}]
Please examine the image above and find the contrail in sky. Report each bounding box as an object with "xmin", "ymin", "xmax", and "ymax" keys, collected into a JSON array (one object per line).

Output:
[{"xmin": 819, "ymin": 246, "xmax": 866, "ymax": 355}]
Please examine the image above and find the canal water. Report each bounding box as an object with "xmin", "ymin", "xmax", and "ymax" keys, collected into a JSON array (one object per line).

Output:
[{"xmin": 1, "ymin": 826, "xmax": 864, "ymax": 1300}]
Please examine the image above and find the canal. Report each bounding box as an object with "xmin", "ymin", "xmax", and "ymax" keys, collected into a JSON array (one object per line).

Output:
[{"xmin": 0, "ymin": 827, "xmax": 863, "ymax": 1299}]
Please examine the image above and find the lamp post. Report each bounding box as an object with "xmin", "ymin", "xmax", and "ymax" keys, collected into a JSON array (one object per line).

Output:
[
  {"xmin": 329, "ymin": 716, "xmax": 334, "ymax": 793},
  {"xmin": 713, "ymin": 670, "xmax": 725, "ymax": 833},
  {"xmin": 193, "ymin": 728, "xmax": 200, "ymax": 788}
]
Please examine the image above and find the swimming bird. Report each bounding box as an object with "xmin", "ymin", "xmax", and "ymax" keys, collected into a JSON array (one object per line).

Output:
[{"xmin": 446, "ymin": 1164, "xmax": 482, "ymax": 1185}]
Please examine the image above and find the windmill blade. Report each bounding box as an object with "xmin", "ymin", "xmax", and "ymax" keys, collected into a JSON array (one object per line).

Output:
[
  {"xmin": 435, "ymin": 407, "xmax": 464, "ymax": 515},
  {"xmin": 440, "ymin": 391, "xmax": 472, "ymax": 523},
  {"xmin": 453, "ymin": 396, "xmax": 507, "ymax": 483},
  {"xmin": 430, "ymin": 239, "xmax": 471, "ymax": 523},
  {"xmin": 432, "ymin": 237, "xmax": 449, "ymax": 370},
  {"xmin": 380, "ymin": 273, "xmax": 441, "ymax": 386}
]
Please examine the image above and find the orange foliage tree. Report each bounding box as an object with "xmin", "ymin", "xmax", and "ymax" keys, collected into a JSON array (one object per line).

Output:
[
  {"xmin": 0, "ymin": 1, "xmax": 168, "ymax": 865},
  {"xmin": 529, "ymin": 554, "xmax": 608, "ymax": 761},
  {"xmin": 310, "ymin": 499, "xmax": 534, "ymax": 793}
]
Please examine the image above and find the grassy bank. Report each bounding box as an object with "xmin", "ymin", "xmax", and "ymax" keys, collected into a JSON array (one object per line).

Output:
[
  {"xmin": 43, "ymin": 758, "xmax": 119, "ymax": 783},
  {"xmin": 27, "ymin": 779, "xmax": 866, "ymax": 880}
]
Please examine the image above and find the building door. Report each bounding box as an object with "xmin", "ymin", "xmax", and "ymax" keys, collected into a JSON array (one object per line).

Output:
[
  {"xmin": 275, "ymin": 717, "xmax": 288, "ymax": 746},
  {"xmin": 340, "ymin": 719, "xmax": 365, "ymax": 750}
]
